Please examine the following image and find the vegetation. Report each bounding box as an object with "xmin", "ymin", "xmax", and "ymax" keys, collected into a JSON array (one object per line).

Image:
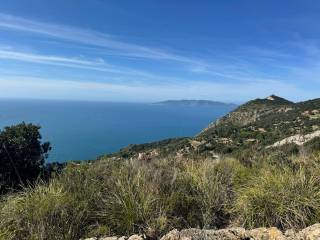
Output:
[
  {"xmin": 0, "ymin": 96, "xmax": 320, "ymax": 239},
  {"xmin": 0, "ymin": 122, "xmax": 51, "ymax": 193},
  {"xmin": 108, "ymin": 96, "xmax": 320, "ymax": 160},
  {"xmin": 0, "ymin": 149, "xmax": 320, "ymax": 239}
]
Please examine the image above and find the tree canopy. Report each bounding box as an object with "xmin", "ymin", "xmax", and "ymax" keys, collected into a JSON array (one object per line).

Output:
[{"xmin": 0, "ymin": 122, "xmax": 51, "ymax": 192}]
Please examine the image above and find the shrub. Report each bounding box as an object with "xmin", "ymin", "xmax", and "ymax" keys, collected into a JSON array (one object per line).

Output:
[{"xmin": 0, "ymin": 122, "xmax": 51, "ymax": 193}]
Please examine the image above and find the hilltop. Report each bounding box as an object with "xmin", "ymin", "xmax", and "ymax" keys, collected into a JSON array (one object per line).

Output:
[{"xmin": 112, "ymin": 95, "xmax": 320, "ymax": 160}]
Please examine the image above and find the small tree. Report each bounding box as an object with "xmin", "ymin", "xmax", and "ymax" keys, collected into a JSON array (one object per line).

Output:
[{"xmin": 0, "ymin": 122, "xmax": 51, "ymax": 192}]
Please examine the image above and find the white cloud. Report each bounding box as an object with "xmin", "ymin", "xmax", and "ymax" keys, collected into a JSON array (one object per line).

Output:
[
  {"xmin": 2, "ymin": 13, "xmax": 311, "ymax": 85},
  {"xmin": 1, "ymin": 13, "xmax": 320, "ymax": 102},
  {"xmin": 0, "ymin": 13, "xmax": 203, "ymax": 65},
  {"xmin": 0, "ymin": 48, "xmax": 184, "ymax": 81},
  {"xmin": 0, "ymin": 48, "xmax": 105, "ymax": 65}
]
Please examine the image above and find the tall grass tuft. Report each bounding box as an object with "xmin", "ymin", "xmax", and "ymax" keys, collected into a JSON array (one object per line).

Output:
[
  {"xmin": 233, "ymin": 166, "xmax": 320, "ymax": 230},
  {"xmin": 1, "ymin": 152, "xmax": 320, "ymax": 239},
  {"xmin": 0, "ymin": 163, "xmax": 103, "ymax": 240}
]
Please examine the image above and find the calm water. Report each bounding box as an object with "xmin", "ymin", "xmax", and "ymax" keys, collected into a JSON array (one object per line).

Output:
[{"xmin": 0, "ymin": 100, "xmax": 235, "ymax": 162}]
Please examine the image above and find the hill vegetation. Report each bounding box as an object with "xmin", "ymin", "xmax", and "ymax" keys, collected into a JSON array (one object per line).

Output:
[
  {"xmin": 114, "ymin": 95, "xmax": 320, "ymax": 161},
  {"xmin": 0, "ymin": 95, "xmax": 320, "ymax": 240}
]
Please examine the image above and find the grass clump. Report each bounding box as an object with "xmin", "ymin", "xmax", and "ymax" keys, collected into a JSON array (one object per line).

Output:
[
  {"xmin": 1, "ymin": 151, "xmax": 320, "ymax": 239},
  {"xmin": 99, "ymin": 166, "xmax": 160, "ymax": 235},
  {"xmin": 0, "ymin": 163, "xmax": 103, "ymax": 240},
  {"xmin": 0, "ymin": 182, "xmax": 82, "ymax": 240},
  {"xmin": 233, "ymin": 166, "xmax": 320, "ymax": 230}
]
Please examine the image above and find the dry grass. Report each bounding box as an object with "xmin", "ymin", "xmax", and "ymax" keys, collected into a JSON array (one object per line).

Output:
[{"xmin": 0, "ymin": 152, "xmax": 320, "ymax": 239}]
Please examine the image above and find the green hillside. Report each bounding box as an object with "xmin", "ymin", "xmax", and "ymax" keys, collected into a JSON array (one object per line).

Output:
[{"xmin": 110, "ymin": 95, "xmax": 320, "ymax": 161}]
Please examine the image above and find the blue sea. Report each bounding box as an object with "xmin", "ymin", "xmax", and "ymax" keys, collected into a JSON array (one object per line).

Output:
[{"xmin": 0, "ymin": 99, "xmax": 235, "ymax": 162}]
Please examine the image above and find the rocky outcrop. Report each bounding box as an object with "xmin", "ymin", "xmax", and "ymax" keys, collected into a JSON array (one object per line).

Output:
[
  {"xmin": 160, "ymin": 228, "xmax": 284, "ymax": 240},
  {"xmin": 83, "ymin": 224, "xmax": 320, "ymax": 240},
  {"xmin": 160, "ymin": 225, "xmax": 320, "ymax": 240},
  {"xmin": 83, "ymin": 236, "xmax": 143, "ymax": 240},
  {"xmin": 266, "ymin": 130, "xmax": 320, "ymax": 148}
]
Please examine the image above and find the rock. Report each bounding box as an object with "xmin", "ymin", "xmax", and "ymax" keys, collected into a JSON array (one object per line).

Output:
[
  {"xmin": 245, "ymin": 227, "xmax": 285, "ymax": 240},
  {"xmin": 127, "ymin": 235, "xmax": 144, "ymax": 240},
  {"xmin": 160, "ymin": 229, "xmax": 180, "ymax": 240},
  {"xmin": 266, "ymin": 130, "xmax": 320, "ymax": 148},
  {"xmin": 161, "ymin": 227, "xmax": 246, "ymax": 240},
  {"xmin": 137, "ymin": 153, "xmax": 151, "ymax": 161},
  {"xmin": 118, "ymin": 237, "xmax": 127, "ymax": 240},
  {"xmin": 295, "ymin": 224, "xmax": 320, "ymax": 240},
  {"xmin": 101, "ymin": 237, "xmax": 118, "ymax": 240},
  {"xmin": 83, "ymin": 236, "xmax": 124, "ymax": 240},
  {"xmin": 84, "ymin": 224, "xmax": 320, "ymax": 240},
  {"xmin": 284, "ymin": 229, "xmax": 296, "ymax": 239}
]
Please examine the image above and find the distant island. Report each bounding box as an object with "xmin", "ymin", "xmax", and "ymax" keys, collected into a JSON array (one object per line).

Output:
[{"xmin": 154, "ymin": 99, "xmax": 237, "ymax": 107}]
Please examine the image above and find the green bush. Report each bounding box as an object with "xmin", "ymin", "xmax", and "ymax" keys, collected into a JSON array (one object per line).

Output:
[{"xmin": 0, "ymin": 122, "xmax": 51, "ymax": 193}]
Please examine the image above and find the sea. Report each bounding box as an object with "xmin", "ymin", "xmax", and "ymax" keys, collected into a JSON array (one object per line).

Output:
[{"xmin": 0, "ymin": 99, "xmax": 235, "ymax": 162}]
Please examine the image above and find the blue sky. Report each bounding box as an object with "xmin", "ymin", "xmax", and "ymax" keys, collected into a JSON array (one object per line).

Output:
[{"xmin": 0, "ymin": 0, "xmax": 320, "ymax": 102}]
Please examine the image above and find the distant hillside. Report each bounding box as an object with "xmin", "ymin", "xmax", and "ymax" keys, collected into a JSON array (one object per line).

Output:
[
  {"xmin": 154, "ymin": 99, "xmax": 237, "ymax": 107},
  {"xmin": 109, "ymin": 95, "xmax": 320, "ymax": 160}
]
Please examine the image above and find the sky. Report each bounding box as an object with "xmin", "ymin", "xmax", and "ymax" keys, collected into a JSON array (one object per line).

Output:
[{"xmin": 0, "ymin": 0, "xmax": 320, "ymax": 103}]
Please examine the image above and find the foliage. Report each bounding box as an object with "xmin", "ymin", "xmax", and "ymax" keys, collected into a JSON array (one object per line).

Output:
[
  {"xmin": 1, "ymin": 152, "xmax": 320, "ymax": 239},
  {"xmin": 1, "ymin": 95, "xmax": 320, "ymax": 238},
  {"xmin": 0, "ymin": 122, "xmax": 51, "ymax": 193}
]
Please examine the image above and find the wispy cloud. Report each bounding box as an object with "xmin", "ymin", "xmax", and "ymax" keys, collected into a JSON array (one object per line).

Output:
[
  {"xmin": 0, "ymin": 45, "xmax": 288, "ymax": 86},
  {"xmin": 1, "ymin": 13, "xmax": 320, "ymax": 102},
  {"xmin": 1, "ymin": 13, "xmax": 303, "ymax": 85},
  {"xmin": 0, "ymin": 48, "xmax": 105, "ymax": 66},
  {"xmin": 0, "ymin": 48, "xmax": 182, "ymax": 81},
  {"xmin": 0, "ymin": 13, "xmax": 203, "ymax": 65}
]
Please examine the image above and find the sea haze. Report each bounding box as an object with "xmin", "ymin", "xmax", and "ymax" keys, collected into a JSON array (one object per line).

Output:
[{"xmin": 0, "ymin": 99, "xmax": 236, "ymax": 162}]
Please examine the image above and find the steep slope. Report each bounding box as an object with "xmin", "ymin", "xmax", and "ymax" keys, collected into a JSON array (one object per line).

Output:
[
  {"xmin": 201, "ymin": 95, "xmax": 294, "ymax": 131},
  {"xmin": 195, "ymin": 95, "xmax": 320, "ymax": 155}
]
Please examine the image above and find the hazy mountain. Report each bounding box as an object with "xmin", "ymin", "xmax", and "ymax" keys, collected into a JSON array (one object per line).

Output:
[{"xmin": 154, "ymin": 100, "xmax": 237, "ymax": 107}]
